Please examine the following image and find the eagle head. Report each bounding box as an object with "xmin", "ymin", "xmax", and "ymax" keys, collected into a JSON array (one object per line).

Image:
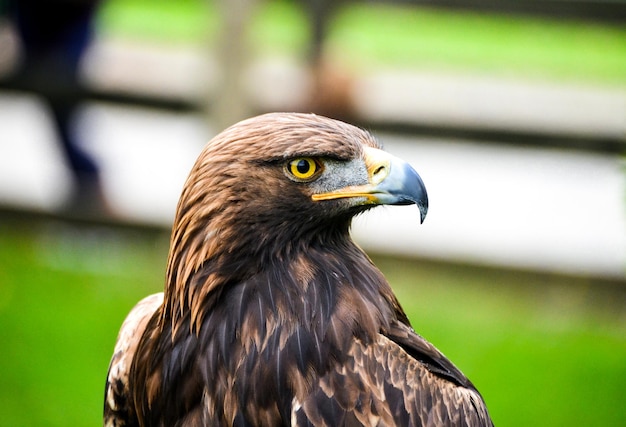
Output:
[{"xmin": 165, "ymin": 113, "xmax": 427, "ymax": 323}]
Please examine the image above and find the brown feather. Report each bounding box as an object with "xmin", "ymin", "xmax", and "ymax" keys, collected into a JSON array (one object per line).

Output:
[
  {"xmin": 104, "ymin": 293, "xmax": 163, "ymax": 426},
  {"xmin": 103, "ymin": 113, "xmax": 493, "ymax": 426}
]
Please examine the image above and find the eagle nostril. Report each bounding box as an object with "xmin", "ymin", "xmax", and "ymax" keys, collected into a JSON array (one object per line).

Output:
[{"xmin": 371, "ymin": 164, "xmax": 388, "ymax": 184}]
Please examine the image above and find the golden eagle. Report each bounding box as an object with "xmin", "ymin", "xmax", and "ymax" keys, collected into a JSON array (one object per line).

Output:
[{"xmin": 104, "ymin": 113, "xmax": 492, "ymax": 426}]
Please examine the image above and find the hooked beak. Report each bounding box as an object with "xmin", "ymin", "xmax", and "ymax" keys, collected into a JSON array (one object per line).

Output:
[{"xmin": 312, "ymin": 147, "xmax": 429, "ymax": 223}]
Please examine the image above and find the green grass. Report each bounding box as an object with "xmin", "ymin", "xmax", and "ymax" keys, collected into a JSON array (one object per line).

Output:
[
  {"xmin": 97, "ymin": 0, "xmax": 217, "ymax": 45},
  {"xmin": 0, "ymin": 218, "xmax": 625, "ymax": 426},
  {"xmin": 97, "ymin": 0, "xmax": 626, "ymax": 86},
  {"xmin": 329, "ymin": 5, "xmax": 626, "ymax": 85},
  {"xmin": 0, "ymin": 220, "xmax": 168, "ymax": 426}
]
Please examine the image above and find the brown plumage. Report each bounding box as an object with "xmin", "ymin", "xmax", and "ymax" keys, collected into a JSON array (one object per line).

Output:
[{"xmin": 104, "ymin": 112, "xmax": 493, "ymax": 426}]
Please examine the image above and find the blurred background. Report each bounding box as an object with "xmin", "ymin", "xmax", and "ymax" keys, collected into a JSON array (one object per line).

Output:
[{"xmin": 0, "ymin": 0, "xmax": 625, "ymax": 425}]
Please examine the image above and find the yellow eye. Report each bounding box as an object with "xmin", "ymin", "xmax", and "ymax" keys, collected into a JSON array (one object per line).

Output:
[{"xmin": 286, "ymin": 158, "xmax": 321, "ymax": 181}]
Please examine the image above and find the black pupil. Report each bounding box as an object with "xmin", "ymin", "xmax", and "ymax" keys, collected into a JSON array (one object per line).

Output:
[{"xmin": 296, "ymin": 159, "xmax": 311, "ymax": 174}]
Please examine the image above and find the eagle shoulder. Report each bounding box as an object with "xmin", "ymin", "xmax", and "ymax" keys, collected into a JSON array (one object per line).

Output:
[
  {"xmin": 104, "ymin": 293, "xmax": 163, "ymax": 427},
  {"xmin": 292, "ymin": 325, "xmax": 492, "ymax": 427}
]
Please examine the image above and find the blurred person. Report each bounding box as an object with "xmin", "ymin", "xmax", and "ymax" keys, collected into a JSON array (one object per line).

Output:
[{"xmin": 4, "ymin": 0, "xmax": 106, "ymax": 217}]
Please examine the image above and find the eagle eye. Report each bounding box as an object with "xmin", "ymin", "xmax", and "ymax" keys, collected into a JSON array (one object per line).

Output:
[{"xmin": 285, "ymin": 158, "xmax": 323, "ymax": 182}]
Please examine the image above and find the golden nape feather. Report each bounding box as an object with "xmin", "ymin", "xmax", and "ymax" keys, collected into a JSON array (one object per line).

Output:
[{"xmin": 104, "ymin": 112, "xmax": 493, "ymax": 426}]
